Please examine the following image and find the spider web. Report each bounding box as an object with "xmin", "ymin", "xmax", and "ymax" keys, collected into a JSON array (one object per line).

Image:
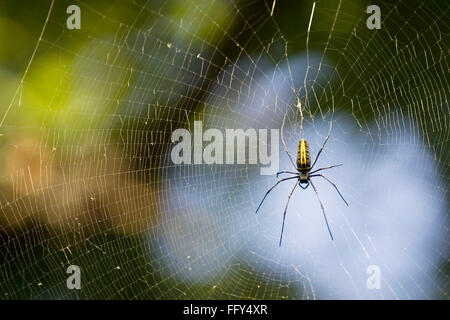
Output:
[{"xmin": 0, "ymin": 0, "xmax": 448, "ymax": 299}]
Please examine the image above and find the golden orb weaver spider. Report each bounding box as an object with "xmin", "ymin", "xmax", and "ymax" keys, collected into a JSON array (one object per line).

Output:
[{"xmin": 256, "ymin": 134, "xmax": 348, "ymax": 246}]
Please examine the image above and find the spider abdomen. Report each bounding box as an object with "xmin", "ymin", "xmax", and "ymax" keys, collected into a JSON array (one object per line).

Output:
[{"xmin": 297, "ymin": 139, "xmax": 311, "ymax": 171}]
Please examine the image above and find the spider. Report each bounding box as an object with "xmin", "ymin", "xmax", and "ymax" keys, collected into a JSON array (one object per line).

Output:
[{"xmin": 256, "ymin": 134, "xmax": 348, "ymax": 246}]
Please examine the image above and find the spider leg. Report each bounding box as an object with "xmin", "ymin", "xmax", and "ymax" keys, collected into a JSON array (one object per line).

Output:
[
  {"xmin": 276, "ymin": 170, "xmax": 299, "ymax": 178},
  {"xmin": 279, "ymin": 180, "xmax": 299, "ymax": 247},
  {"xmin": 309, "ymin": 174, "xmax": 348, "ymax": 206},
  {"xmin": 256, "ymin": 176, "xmax": 299, "ymax": 214},
  {"xmin": 311, "ymin": 121, "xmax": 334, "ymax": 170},
  {"xmin": 281, "ymin": 111, "xmax": 297, "ymax": 170},
  {"xmin": 309, "ymin": 180, "xmax": 334, "ymax": 240},
  {"xmin": 310, "ymin": 134, "xmax": 329, "ymax": 170},
  {"xmin": 309, "ymin": 163, "xmax": 343, "ymax": 174}
]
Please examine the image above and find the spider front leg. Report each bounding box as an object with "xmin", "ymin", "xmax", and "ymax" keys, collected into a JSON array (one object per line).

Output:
[
  {"xmin": 281, "ymin": 111, "xmax": 297, "ymax": 170},
  {"xmin": 310, "ymin": 135, "xmax": 329, "ymax": 170}
]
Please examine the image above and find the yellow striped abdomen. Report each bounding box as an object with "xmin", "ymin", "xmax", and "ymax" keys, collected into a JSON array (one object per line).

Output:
[{"xmin": 297, "ymin": 139, "xmax": 311, "ymax": 171}]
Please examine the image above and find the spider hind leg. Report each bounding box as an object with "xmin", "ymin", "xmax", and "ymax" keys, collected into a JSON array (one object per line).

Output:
[{"xmin": 256, "ymin": 176, "xmax": 299, "ymax": 214}]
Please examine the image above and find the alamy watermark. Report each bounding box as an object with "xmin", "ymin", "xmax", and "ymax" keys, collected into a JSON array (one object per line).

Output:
[
  {"xmin": 366, "ymin": 5, "xmax": 381, "ymax": 30},
  {"xmin": 171, "ymin": 121, "xmax": 279, "ymax": 175},
  {"xmin": 366, "ymin": 265, "xmax": 381, "ymax": 290},
  {"xmin": 66, "ymin": 265, "xmax": 81, "ymax": 289},
  {"xmin": 66, "ymin": 5, "xmax": 81, "ymax": 30}
]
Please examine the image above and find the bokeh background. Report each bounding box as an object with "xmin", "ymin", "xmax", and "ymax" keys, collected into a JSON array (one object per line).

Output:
[{"xmin": 0, "ymin": 0, "xmax": 448, "ymax": 299}]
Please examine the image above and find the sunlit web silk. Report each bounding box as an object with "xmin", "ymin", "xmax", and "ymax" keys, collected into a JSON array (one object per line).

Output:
[
  {"xmin": 156, "ymin": 52, "xmax": 447, "ymax": 299},
  {"xmin": 0, "ymin": 0, "xmax": 447, "ymax": 299}
]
